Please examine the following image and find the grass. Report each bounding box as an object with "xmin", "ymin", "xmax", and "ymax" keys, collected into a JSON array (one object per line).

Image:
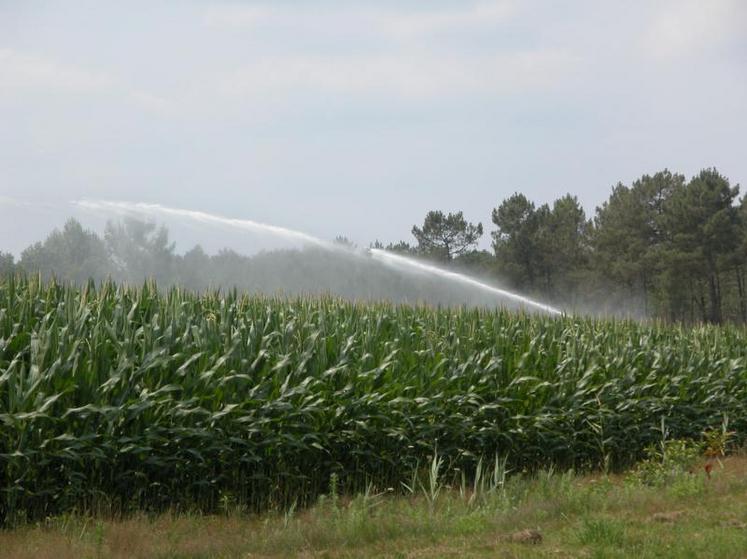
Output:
[{"xmin": 2, "ymin": 456, "xmax": 746, "ymax": 558}]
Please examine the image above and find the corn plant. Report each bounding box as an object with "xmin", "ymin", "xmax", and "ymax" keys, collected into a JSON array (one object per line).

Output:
[{"xmin": 1, "ymin": 274, "xmax": 746, "ymax": 524}]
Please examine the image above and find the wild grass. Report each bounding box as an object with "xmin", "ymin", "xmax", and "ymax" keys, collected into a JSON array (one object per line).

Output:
[{"xmin": 1, "ymin": 456, "xmax": 746, "ymax": 558}]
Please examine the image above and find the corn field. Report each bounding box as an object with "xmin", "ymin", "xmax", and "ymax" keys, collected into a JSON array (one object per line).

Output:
[{"xmin": 1, "ymin": 275, "xmax": 746, "ymax": 524}]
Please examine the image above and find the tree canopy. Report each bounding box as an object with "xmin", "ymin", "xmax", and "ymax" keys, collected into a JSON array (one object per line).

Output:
[{"xmin": 411, "ymin": 210, "xmax": 483, "ymax": 261}]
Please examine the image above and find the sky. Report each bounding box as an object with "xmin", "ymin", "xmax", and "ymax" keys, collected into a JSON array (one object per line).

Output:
[{"xmin": 1, "ymin": 0, "xmax": 746, "ymax": 256}]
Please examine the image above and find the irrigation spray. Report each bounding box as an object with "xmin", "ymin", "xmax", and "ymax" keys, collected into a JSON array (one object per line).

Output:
[{"xmin": 74, "ymin": 199, "xmax": 562, "ymax": 315}]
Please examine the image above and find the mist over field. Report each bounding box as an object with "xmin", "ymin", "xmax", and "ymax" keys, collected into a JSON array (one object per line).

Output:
[
  {"xmin": 1, "ymin": 213, "xmax": 550, "ymax": 312},
  {"xmin": 2, "ymin": 165, "xmax": 747, "ymax": 322}
]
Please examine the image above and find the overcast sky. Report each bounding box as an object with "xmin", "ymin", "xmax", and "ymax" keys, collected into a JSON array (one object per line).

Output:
[{"xmin": 2, "ymin": 1, "xmax": 746, "ymax": 256}]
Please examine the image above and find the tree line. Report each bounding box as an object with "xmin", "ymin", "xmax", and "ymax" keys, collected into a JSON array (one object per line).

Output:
[
  {"xmin": 378, "ymin": 168, "xmax": 745, "ymax": 323},
  {"xmin": 1, "ymin": 167, "xmax": 744, "ymax": 322}
]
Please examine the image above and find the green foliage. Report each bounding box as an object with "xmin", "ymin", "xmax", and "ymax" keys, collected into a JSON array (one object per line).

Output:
[
  {"xmin": 104, "ymin": 218, "xmax": 176, "ymax": 285},
  {"xmin": 490, "ymin": 168, "xmax": 747, "ymax": 323},
  {"xmin": 1, "ymin": 275, "xmax": 746, "ymax": 524},
  {"xmin": 660, "ymin": 169, "xmax": 741, "ymax": 323},
  {"xmin": 19, "ymin": 219, "xmax": 108, "ymax": 284},
  {"xmin": 463, "ymin": 454, "xmax": 509, "ymax": 508},
  {"xmin": 0, "ymin": 252, "xmax": 14, "ymax": 276},
  {"xmin": 411, "ymin": 210, "xmax": 483, "ymax": 261},
  {"xmin": 492, "ymin": 193, "xmax": 589, "ymax": 301},
  {"xmin": 628, "ymin": 439, "xmax": 703, "ymax": 487},
  {"xmin": 492, "ymin": 193, "xmax": 542, "ymax": 289},
  {"xmin": 576, "ymin": 517, "xmax": 627, "ymax": 547},
  {"xmin": 421, "ymin": 452, "xmax": 444, "ymax": 513},
  {"xmin": 703, "ymin": 418, "xmax": 735, "ymax": 459}
]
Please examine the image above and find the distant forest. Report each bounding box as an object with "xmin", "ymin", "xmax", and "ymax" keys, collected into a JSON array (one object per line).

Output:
[{"xmin": 2, "ymin": 168, "xmax": 745, "ymax": 323}]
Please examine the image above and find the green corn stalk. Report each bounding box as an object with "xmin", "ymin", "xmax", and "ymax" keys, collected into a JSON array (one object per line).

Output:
[{"xmin": 0, "ymin": 274, "xmax": 745, "ymax": 525}]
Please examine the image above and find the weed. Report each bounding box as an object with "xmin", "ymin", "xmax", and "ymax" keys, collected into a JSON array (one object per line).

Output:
[{"xmin": 576, "ymin": 517, "xmax": 627, "ymax": 547}]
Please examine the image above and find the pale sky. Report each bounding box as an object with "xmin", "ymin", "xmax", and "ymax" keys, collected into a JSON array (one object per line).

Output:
[{"xmin": 2, "ymin": 1, "xmax": 746, "ymax": 256}]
